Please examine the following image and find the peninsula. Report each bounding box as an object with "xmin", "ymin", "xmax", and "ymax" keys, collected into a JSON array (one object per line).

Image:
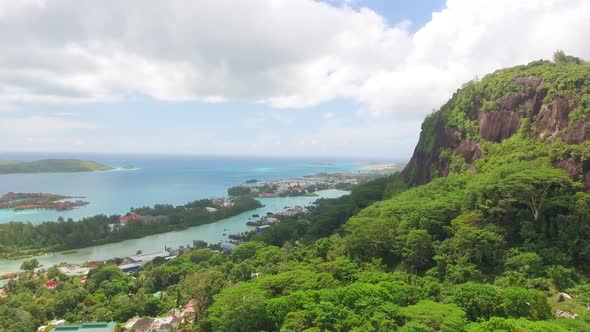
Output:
[
  {"xmin": 0, "ymin": 192, "xmax": 89, "ymax": 211},
  {"xmin": 0, "ymin": 159, "xmax": 113, "ymax": 174}
]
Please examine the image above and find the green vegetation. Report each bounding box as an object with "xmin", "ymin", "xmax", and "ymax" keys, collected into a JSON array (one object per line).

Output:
[
  {"xmin": 0, "ymin": 196, "xmax": 261, "ymax": 258},
  {"xmin": 2, "ymin": 55, "xmax": 590, "ymax": 331},
  {"xmin": 0, "ymin": 159, "xmax": 113, "ymax": 174}
]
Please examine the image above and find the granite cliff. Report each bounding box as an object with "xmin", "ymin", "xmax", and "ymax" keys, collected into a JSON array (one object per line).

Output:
[{"xmin": 402, "ymin": 55, "xmax": 590, "ymax": 190}]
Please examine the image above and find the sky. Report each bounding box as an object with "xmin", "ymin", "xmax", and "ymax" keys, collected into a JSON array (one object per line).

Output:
[{"xmin": 1, "ymin": 0, "xmax": 589, "ymax": 158}]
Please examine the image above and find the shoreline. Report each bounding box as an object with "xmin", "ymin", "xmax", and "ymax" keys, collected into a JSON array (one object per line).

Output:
[{"xmin": 0, "ymin": 189, "xmax": 350, "ymax": 275}]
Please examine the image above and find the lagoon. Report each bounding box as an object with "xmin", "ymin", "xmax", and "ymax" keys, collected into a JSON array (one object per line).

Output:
[{"xmin": 0, "ymin": 189, "xmax": 348, "ymax": 274}]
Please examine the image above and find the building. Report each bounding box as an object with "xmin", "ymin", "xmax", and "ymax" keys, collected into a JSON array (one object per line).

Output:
[
  {"xmin": 45, "ymin": 279, "xmax": 58, "ymax": 289},
  {"xmin": 256, "ymin": 225, "xmax": 271, "ymax": 233},
  {"xmin": 51, "ymin": 322, "xmax": 116, "ymax": 332},
  {"xmin": 220, "ymin": 242, "xmax": 237, "ymax": 253},
  {"xmin": 119, "ymin": 251, "xmax": 174, "ymax": 273},
  {"xmin": 127, "ymin": 251, "xmax": 172, "ymax": 264},
  {"xmin": 120, "ymin": 213, "xmax": 141, "ymax": 223},
  {"xmin": 58, "ymin": 265, "xmax": 89, "ymax": 276}
]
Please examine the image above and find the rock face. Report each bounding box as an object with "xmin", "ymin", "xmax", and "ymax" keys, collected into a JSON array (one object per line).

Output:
[
  {"xmin": 478, "ymin": 111, "xmax": 522, "ymax": 142},
  {"xmin": 536, "ymin": 97, "xmax": 570, "ymax": 135},
  {"xmin": 454, "ymin": 140, "xmax": 483, "ymax": 164},
  {"xmin": 552, "ymin": 159, "xmax": 583, "ymax": 179},
  {"xmin": 402, "ymin": 70, "xmax": 590, "ymax": 189},
  {"xmin": 403, "ymin": 117, "xmax": 462, "ymax": 185},
  {"xmin": 562, "ymin": 119, "xmax": 589, "ymax": 144}
]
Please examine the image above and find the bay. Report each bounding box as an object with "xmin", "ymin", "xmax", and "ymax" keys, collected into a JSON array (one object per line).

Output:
[
  {"xmin": 0, "ymin": 153, "xmax": 383, "ymax": 224},
  {"xmin": 0, "ymin": 153, "xmax": 393, "ymax": 274},
  {"xmin": 0, "ymin": 189, "xmax": 348, "ymax": 274}
]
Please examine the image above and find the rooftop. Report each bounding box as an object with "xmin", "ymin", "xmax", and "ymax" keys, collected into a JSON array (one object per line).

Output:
[
  {"xmin": 51, "ymin": 322, "xmax": 116, "ymax": 332},
  {"xmin": 127, "ymin": 251, "xmax": 171, "ymax": 263}
]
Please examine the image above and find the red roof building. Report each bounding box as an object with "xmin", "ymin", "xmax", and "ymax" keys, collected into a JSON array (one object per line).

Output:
[
  {"xmin": 120, "ymin": 213, "xmax": 141, "ymax": 223},
  {"xmin": 45, "ymin": 279, "xmax": 58, "ymax": 289}
]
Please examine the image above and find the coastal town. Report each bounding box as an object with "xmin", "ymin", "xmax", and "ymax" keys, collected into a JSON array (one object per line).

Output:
[{"xmin": 229, "ymin": 166, "xmax": 398, "ymax": 198}]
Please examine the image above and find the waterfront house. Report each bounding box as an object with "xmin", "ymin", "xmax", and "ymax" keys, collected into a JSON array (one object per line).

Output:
[
  {"xmin": 51, "ymin": 322, "xmax": 116, "ymax": 332},
  {"xmin": 256, "ymin": 225, "xmax": 271, "ymax": 233}
]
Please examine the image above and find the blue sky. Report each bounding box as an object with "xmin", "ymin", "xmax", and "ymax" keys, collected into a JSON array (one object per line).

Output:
[{"xmin": 1, "ymin": 0, "xmax": 588, "ymax": 158}]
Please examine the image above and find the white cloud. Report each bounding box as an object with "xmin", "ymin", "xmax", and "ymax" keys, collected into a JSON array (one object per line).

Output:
[{"xmin": 0, "ymin": 0, "xmax": 588, "ymax": 119}]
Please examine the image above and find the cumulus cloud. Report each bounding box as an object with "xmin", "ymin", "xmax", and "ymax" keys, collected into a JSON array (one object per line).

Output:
[{"xmin": 0, "ymin": 0, "xmax": 588, "ymax": 118}]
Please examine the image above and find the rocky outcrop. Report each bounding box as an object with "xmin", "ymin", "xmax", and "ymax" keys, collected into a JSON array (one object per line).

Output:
[
  {"xmin": 562, "ymin": 119, "xmax": 589, "ymax": 144},
  {"xmin": 402, "ymin": 68, "xmax": 590, "ymax": 189},
  {"xmin": 536, "ymin": 97, "xmax": 570, "ymax": 137},
  {"xmin": 454, "ymin": 140, "xmax": 483, "ymax": 164},
  {"xmin": 477, "ymin": 111, "xmax": 522, "ymax": 142},
  {"xmin": 552, "ymin": 158, "xmax": 583, "ymax": 180},
  {"xmin": 402, "ymin": 117, "xmax": 462, "ymax": 185}
]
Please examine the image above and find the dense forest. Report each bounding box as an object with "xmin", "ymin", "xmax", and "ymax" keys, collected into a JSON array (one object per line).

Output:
[
  {"xmin": 2, "ymin": 54, "xmax": 590, "ymax": 331},
  {"xmin": 0, "ymin": 196, "xmax": 261, "ymax": 259}
]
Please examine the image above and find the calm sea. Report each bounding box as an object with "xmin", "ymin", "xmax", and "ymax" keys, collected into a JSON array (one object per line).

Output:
[
  {"xmin": 0, "ymin": 153, "xmax": 396, "ymax": 273},
  {"xmin": 0, "ymin": 153, "xmax": 393, "ymax": 224}
]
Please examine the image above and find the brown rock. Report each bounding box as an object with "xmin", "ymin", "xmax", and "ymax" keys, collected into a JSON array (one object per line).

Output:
[
  {"xmin": 499, "ymin": 94, "xmax": 526, "ymax": 112},
  {"xmin": 515, "ymin": 76, "xmax": 542, "ymax": 90},
  {"xmin": 553, "ymin": 159, "xmax": 583, "ymax": 180},
  {"xmin": 402, "ymin": 118, "xmax": 462, "ymax": 185},
  {"xmin": 477, "ymin": 110, "xmax": 522, "ymax": 142},
  {"xmin": 536, "ymin": 97, "xmax": 570, "ymax": 136},
  {"xmin": 454, "ymin": 140, "xmax": 483, "ymax": 164},
  {"xmin": 563, "ymin": 120, "xmax": 588, "ymax": 144}
]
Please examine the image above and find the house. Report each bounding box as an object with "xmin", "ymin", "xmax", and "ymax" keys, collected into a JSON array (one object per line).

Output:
[
  {"xmin": 182, "ymin": 299, "xmax": 195, "ymax": 320},
  {"xmin": 266, "ymin": 217, "xmax": 279, "ymax": 224},
  {"xmin": 45, "ymin": 279, "xmax": 58, "ymax": 289},
  {"xmin": 124, "ymin": 317, "xmax": 154, "ymax": 332},
  {"xmin": 151, "ymin": 316, "xmax": 182, "ymax": 331},
  {"xmin": 220, "ymin": 242, "xmax": 237, "ymax": 253},
  {"xmin": 205, "ymin": 207, "xmax": 218, "ymax": 213},
  {"xmin": 51, "ymin": 322, "xmax": 116, "ymax": 332},
  {"xmin": 58, "ymin": 265, "xmax": 89, "ymax": 276},
  {"xmin": 85, "ymin": 261, "xmax": 105, "ymax": 268},
  {"xmin": 120, "ymin": 213, "xmax": 141, "ymax": 223},
  {"xmin": 256, "ymin": 225, "xmax": 270, "ymax": 233}
]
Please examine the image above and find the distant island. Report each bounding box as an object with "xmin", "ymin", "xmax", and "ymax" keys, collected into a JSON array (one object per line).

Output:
[
  {"xmin": 0, "ymin": 192, "xmax": 89, "ymax": 211},
  {"xmin": 0, "ymin": 159, "xmax": 113, "ymax": 174}
]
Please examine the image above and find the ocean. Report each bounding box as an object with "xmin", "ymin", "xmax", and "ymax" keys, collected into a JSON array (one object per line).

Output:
[
  {"xmin": 0, "ymin": 153, "xmax": 393, "ymax": 224},
  {"xmin": 0, "ymin": 153, "xmax": 396, "ymax": 273}
]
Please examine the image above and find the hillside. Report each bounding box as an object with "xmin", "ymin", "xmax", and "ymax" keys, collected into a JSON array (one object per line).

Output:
[
  {"xmin": 2, "ymin": 55, "xmax": 590, "ymax": 332},
  {"xmin": 402, "ymin": 53, "xmax": 590, "ymax": 188},
  {"xmin": 0, "ymin": 159, "xmax": 113, "ymax": 174}
]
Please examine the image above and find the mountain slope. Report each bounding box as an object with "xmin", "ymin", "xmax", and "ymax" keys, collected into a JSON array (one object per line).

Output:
[{"xmin": 402, "ymin": 56, "xmax": 590, "ymax": 189}]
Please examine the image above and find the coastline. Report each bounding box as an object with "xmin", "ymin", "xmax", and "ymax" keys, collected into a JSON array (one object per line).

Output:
[{"xmin": 0, "ymin": 189, "xmax": 349, "ymax": 275}]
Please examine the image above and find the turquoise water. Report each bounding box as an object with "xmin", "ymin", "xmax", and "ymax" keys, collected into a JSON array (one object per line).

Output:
[
  {"xmin": 0, "ymin": 153, "xmax": 385, "ymax": 224},
  {"xmin": 0, "ymin": 153, "xmax": 395, "ymax": 274},
  {"xmin": 0, "ymin": 189, "xmax": 347, "ymax": 274}
]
